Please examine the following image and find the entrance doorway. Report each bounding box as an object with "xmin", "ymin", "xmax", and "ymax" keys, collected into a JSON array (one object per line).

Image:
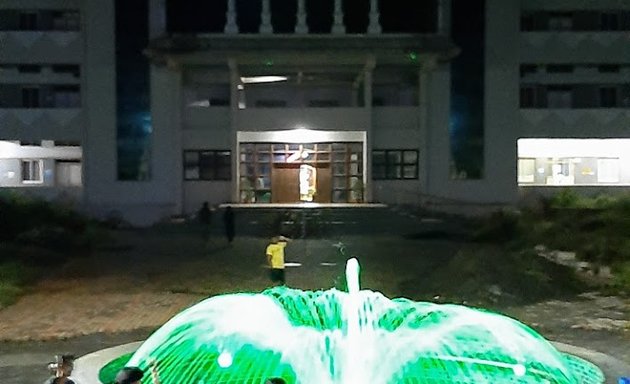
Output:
[
  {"xmin": 239, "ymin": 142, "xmax": 362, "ymax": 203},
  {"xmin": 271, "ymin": 164, "xmax": 332, "ymax": 203}
]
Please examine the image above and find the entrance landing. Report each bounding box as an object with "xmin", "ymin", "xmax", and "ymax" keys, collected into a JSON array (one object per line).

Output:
[{"xmin": 220, "ymin": 203, "xmax": 387, "ymax": 209}]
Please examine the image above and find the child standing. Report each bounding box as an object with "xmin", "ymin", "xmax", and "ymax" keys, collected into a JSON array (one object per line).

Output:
[{"xmin": 265, "ymin": 235, "xmax": 291, "ymax": 285}]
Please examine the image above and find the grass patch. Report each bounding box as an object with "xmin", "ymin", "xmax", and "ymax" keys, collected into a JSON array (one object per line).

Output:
[
  {"xmin": 474, "ymin": 190, "xmax": 630, "ymax": 293},
  {"xmin": 0, "ymin": 261, "xmax": 39, "ymax": 308}
]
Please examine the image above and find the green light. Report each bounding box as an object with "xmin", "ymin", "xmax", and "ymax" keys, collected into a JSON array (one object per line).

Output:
[
  {"xmin": 408, "ymin": 52, "xmax": 418, "ymax": 62},
  {"xmin": 104, "ymin": 258, "xmax": 603, "ymax": 384},
  {"xmin": 265, "ymin": 59, "xmax": 274, "ymax": 66}
]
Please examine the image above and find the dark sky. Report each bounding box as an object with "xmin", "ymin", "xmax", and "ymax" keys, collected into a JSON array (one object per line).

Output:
[{"xmin": 167, "ymin": 0, "xmax": 437, "ymax": 33}]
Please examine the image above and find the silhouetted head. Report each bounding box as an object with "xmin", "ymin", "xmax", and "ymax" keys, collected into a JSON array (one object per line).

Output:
[
  {"xmin": 264, "ymin": 378, "xmax": 286, "ymax": 384},
  {"xmin": 115, "ymin": 366, "xmax": 144, "ymax": 384}
]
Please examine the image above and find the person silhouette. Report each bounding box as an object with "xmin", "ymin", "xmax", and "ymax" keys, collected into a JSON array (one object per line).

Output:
[{"xmin": 223, "ymin": 206, "xmax": 235, "ymax": 243}]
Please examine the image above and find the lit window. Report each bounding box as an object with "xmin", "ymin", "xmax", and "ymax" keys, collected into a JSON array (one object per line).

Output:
[
  {"xmin": 597, "ymin": 158, "xmax": 619, "ymax": 183},
  {"xmin": 21, "ymin": 160, "xmax": 43, "ymax": 183},
  {"xmin": 184, "ymin": 150, "xmax": 231, "ymax": 181},
  {"xmin": 518, "ymin": 158, "xmax": 535, "ymax": 183},
  {"xmin": 372, "ymin": 150, "xmax": 418, "ymax": 180}
]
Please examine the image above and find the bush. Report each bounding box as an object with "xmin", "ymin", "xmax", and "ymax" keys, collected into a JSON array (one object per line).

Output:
[
  {"xmin": 0, "ymin": 191, "xmax": 93, "ymax": 251},
  {"xmin": 472, "ymin": 209, "xmax": 521, "ymax": 243}
]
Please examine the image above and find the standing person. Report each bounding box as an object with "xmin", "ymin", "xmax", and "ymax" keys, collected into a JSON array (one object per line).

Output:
[
  {"xmin": 198, "ymin": 202, "xmax": 212, "ymax": 247},
  {"xmin": 115, "ymin": 363, "xmax": 161, "ymax": 384},
  {"xmin": 265, "ymin": 235, "xmax": 291, "ymax": 285},
  {"xmin": 44, "ymin": 355, "xmax": 75, "ymax": 384},
  {"xmin": 223, "ymin": 205, "xmax": 235, "ymax": 244}
]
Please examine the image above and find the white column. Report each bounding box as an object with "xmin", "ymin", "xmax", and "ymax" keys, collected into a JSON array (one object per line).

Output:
[
  {"xmin": 224, "ymin": 0, "xmax": 238, "ymax": 34},
  {"xmin": 367, "ymin": 0, "xmax": 381, "ymax": 34},
  {"xmin": 295, "ymin": 0, "xmax": 308, "ymax": 34},
  {"xmin": 363, "ymin": 57, "xmax": 375, "ymax": 202},
  {"xmin": 438, "ymin": 0, "xmax": 452, "ymax": 35},
  {"xmin": 260, "ymin": 0, "xmax": 273, "ymax": 34},
  {"xmin": 228, "ymin": 59, "xmax": 240, "ymax": 202},
  {"xmin": 148, "ymin": 0, "xmax": 166, "ymax": 39},
  {"xmin": 332, "ymin": 0, "xmax": 346, "ymax": 34},
  {"xmin": 418, "ymin": 62, "xmax": 433, "ymax": 196}
]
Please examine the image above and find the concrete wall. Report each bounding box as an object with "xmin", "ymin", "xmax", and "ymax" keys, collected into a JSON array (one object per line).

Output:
[
  {"xmin": 83, "ymin": 1, "xmax": 180, "ymax": 225},
  {"xmin": 234, "ymin": 108, "xmax": 369, "ymax": 132}
]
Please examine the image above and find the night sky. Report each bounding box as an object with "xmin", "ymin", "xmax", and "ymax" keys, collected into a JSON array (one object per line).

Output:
[{"xmin": 115, "ymin": 0, "xmax": 485, "ymax": 180}]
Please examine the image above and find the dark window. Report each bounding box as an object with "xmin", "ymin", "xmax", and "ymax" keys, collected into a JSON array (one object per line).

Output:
[
  {"xmin": 599, "ymin": 87, "xmax": 618, "ymax": 107},
  {"xmin": 372, "ymin": 150, "xmax": 418, "ymax": 180},
  {"xmin": 18, "ymin": 65, "xmax": 41, "ymax": 73},
  {"xmin": 184, "ymin": 150, "xmax": 231, "ymax": 181},
  {"xmin": 52, "ymin": 85, "xmax": 81, "ymax": 107},
  {"xmin": 52, "ymin": 65, "xmax": 81, "ymax": 77},
  {"xmin": 520, "ymin": 13, "xmax": 535, "ymax": 31},
  {"xmin": 547, "ymin": 65, "xmax": 574, "ymax": 73},
  {"xmin": 520, "ymin": 87, "xmax": 536, "ymax": 108},
  {"xmin": 520, "ymin": 64, "xmax": 537, "ymax": 77},
  {"xmin": 54, "ymin": 140, "xmax": 80, "ymax": 147},
  {"xmin": 22, "ymin": 87, "xmax": 40, "ymax": 108},
  {"xmin": 598, "ymin": 64, "xmax": 620, "ymax": 73},
  {"xmin": 208, "ymin": 97, "xmax": 229, "ymax": 106},
  {"xmin": 51, "ymin": 10, "xmax": 81, "ymax": 31},
  {"xmin": 21, "ymin": 159, "xmax": 43, "ymax": 183},
  {"xmin": 601, "ymin": 12, "xmax": 619, "ymax": 31},
  {"xmin": 19, "ymin": 12, "xmax": 38, "ymax": 30},
  {"xmin": 308, "ymin": 100, "xmax": 340, "ymax": 107},
  {"xmin": 548, "ymin": 12, "xmax": 573, "ymax": 31},
  {"xmin": 255, "ymin": 100, "xmax": 287, "ymax": 108}
]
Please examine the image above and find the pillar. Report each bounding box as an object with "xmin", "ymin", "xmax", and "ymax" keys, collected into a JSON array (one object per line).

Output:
[
  {"xmin": 224, "ymin": 0, "xmax": 238, "ymax": 34},
  {"xmin": 367, "ymin": 0, "xmax": 381, "ymax": 34},
  {"xmin": 332, "ymin": 0, "xmax": 346, "ymax": 34},
  {"xmin": 260, "ymin": 0, "xmax": 273, "ymax": 34}
]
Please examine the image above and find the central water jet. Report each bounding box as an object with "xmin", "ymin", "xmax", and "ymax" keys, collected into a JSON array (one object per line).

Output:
[{"xmin": 100, "ymin": 258, "xmax": 603, "ymax": 384}]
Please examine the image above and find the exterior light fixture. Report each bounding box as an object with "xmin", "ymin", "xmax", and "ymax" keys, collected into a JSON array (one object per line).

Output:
[{"xmin": 240, "ymin": 76, "xmax": 287, "ymax": 84}]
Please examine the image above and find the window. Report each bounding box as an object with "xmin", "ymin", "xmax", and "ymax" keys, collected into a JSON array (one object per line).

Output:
[
  {"xmin": 598, "ymin": 64, "xmax": 620, "ymax": 73},
  {"xmin": 56, "ymin": 160, "xmax": 82, "ymax": 186},
  {"xmin": 184, "ymin": 150, "xmax": 231, "ymax": 181},
  {"xmin": 517, "ymin": 158, "xmax": 536, "ymax": 183},
  {"xmin": 54, "ymin": 140, "xmax": 80, "ymax": 147},
  {"xmin": 520, "ymin": 87, "xmax": 536, "ymax": 108},
  {"xmin": 255, "ymin": 100, "xmax": 286, "ymax": 108},
  {"xmin": 548, "ymin": 13, "xmax": 573, "ymax": 31},
  {"xmin": 599, "ymin": 87, "xmax": 618, "ymax": 107},
  {"xmin": 520, "ymin": 64, "xmax": 537, "ymax": 77},
  {"xmin": 546, "ymin": 65, "xmax": 574, "ymax": 73},
  {"xmin": 600, "ymin": 12, "xmax": 619, "ymax": 31},
  {"xmin": 372, "ymin": 150, "xmax": 418, "ymax": 180},
  {"xmin": 308, "ymin": 100, "xmax": 340, "ymax": 107},
  {"xmin": 52, "ymin": 85, "xmax": 81, "ymax": 107},
  {"xmin": 547, "ymin": 86, "xmax": 572, "ymax": 108},
  {"xmin": 520, "ymin": 13, "xmax": 535, "ymax": 31},
  {"xmin": 21, "ymin": 160, "xmax": 43, "ymax": 183},
  {"xmin": 52, "ymin": 65, "xmax": 81, "ymax": 78},
  {"xmin": 19, "ymin": 12, "xmax": 38, "ymax": 30},
  {"xmin": 51, "ymin": 11, "xmax": 80, "ymax": 31},
  {"xmin": 18, "ymin": 65, "xmax": 41, "ymax": 74},
  {"xmin": 22, "ymin": 87, "xmax": 40, "ymax": 108},
  {"xmin": 597, "ymin": 158, "xmax": 619, "ymax": 183}
]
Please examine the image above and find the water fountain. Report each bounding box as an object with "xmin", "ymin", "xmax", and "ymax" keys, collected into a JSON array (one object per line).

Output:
[{"xmin": 98, "ymin": 259, "xmax": 604, "ymax": 383}]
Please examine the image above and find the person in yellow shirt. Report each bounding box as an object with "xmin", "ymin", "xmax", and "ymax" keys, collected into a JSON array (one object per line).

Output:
[{"xmin": 266, "ymin": 235, "xmax": 291, "ymax": 285}]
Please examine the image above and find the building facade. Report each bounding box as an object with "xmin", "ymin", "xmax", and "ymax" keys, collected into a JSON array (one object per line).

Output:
[
  {"xmin": 1, "ymin": 0, "xmax": 629, "ymax": 225},
  {"xmin": 486, "ymin": 0, "xmax": 630, "ymax": 202}
]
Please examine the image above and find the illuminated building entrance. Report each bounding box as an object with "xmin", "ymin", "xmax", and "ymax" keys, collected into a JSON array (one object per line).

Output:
[{"xmin": 237, "ymin": 130, "xmax": 366, "ymax": 204}]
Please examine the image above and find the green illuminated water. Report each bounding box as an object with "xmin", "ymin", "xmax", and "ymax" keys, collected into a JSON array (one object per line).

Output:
[{"xmin": 113, "ymin": 258, "xmax": 603, "ymax": 384}]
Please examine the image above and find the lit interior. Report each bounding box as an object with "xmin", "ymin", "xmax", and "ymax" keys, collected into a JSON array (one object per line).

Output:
[{"xmin": 517, "ymin": 138, "xmax": 630, "ymax": 186}]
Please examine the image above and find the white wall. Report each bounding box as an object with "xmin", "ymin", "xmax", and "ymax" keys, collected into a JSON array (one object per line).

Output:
[
  {"xmin": 234, "ymin": 108, "xmax": 369, "ymax": 131},
  {"xmin": 83, "ymin": 1, "xmax": 181, "ymax": 225}
]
